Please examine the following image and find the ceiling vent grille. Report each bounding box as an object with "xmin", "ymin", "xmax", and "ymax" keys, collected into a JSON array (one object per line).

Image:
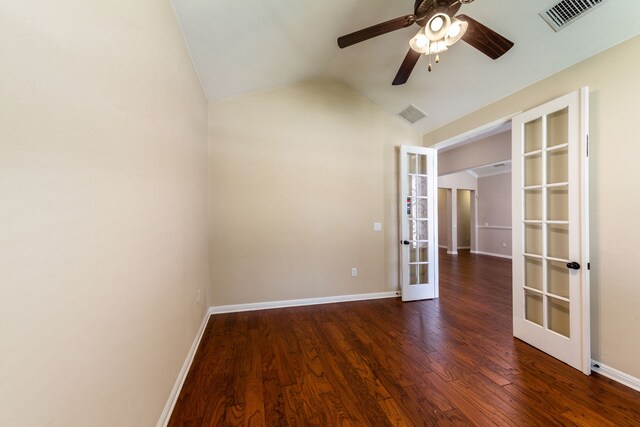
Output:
[
  {"xmin": 398, "ymin": 104, "xmax": 428, "ymax": 124},
  {"xmin": 540, "ymin": 0, "xmax": 607, "ymax": 32}
]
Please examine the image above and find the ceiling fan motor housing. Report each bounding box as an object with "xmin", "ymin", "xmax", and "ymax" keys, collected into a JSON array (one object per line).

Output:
[{"xmin": 415, "ymin": 0, "xmax": 464, "ymax": 26}]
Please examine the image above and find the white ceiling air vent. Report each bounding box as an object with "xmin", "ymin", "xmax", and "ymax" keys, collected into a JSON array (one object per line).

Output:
[
  {"xmin": 539, "ymin": 0, "xmax": 608, "ymax": 32},
  {"xmin": 398, "ymin": 104, "xmax": 428, "ymax": 125}
]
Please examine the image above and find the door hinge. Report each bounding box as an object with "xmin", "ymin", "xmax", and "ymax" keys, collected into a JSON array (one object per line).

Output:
[
  {"xmin": 586, "ymin": 135, "xmax": 589, "ymax": 157},
  {"xmin": 588, "ymin": 262, "xmax": 591, "ymax": 270}
]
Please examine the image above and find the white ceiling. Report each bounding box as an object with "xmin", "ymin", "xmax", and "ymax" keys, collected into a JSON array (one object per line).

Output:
[{"xmin": 172, "ymin": 0, "xmax": 640, "ymax": 134}]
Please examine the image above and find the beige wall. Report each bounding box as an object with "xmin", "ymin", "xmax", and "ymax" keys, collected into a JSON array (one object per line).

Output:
[
  {"xmin": 208, "ymin": 79, "xmax": 421, "ymax": 306},
  {"xmin": 477, "ymin": 173, "xmax": 512, "ymax": 257},
  {"xmin": 0, "ymin": 1, "xmax": 208, "ymax": 425},
  {"xmin": 424, "ymin": 36, "xmax": 640, "ymax": 379},
  {"xmin": 438, "ymin": 131, "xmax": 511, "ymax": 176}
]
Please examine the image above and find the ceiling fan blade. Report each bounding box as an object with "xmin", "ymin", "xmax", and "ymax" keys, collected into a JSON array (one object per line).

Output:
[
  {"xmin": 337, "ymin": 15, "xmax": 416, "ymax": 48},
  {"xmin": 457, "ymin": 14, "xmax": 514, "ymax": 60},
  {"xmin": 392, "ymin": 48, "xmax": 422, "ymax": 86}
]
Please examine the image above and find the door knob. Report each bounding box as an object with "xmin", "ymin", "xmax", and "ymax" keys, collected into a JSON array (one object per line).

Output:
[
  {"xmin": 401, "ymin": 240, "xmax": 410, "ymax": 245},
  {"xmin": 566, "ymin": 262, "xmax": 581, "ymax": 270}
]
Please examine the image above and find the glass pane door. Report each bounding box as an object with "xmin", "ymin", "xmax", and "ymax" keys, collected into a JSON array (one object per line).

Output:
[
  {"xmin": 521, "ymin": 107, "xmax": 571, "ymax": 337},
  {"xmin": 400, "ymin": 146, "xmax": 437, "ymax": 301},
  {"xmin": 512, "ymin": 88, "xmax": 590, "ymax": 374},
  {"xmin": 407, "ymin": 153, "xmax": 430, "ymax": 286}
]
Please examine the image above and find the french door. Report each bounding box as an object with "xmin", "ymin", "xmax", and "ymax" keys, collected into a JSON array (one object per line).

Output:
[
  {"xmin": 512, "ymin": 88, "xmax": 591, "ymax": 374},
  {"xmin": 400, "ymin": 145, "xmax": 438, "ymax": 302}
]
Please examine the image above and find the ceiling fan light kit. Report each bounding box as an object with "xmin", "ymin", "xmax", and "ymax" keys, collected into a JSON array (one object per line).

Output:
[
  {"xmin": 409, "ymin": 28, "xmax": 429, "ymax": 53},
  {"xmin": 337, "ymin": 0, "xmax": 514, "ymax": 85},
  {"xmin": 425, "ymin": 13, "xmax": 451, "ymax": 40},
  {"xmin": 445, "ymin": 19, "xmax": 468, "ymax": 45}
]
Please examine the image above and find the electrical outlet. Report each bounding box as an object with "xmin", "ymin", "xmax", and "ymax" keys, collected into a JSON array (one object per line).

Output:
[
  {"xmin": 502, "ymin": 242, "xmax": 507, "ymax": 248},
  {"xmin": 351, "ymin": 268, "xmax": 357, "ymax": 277},
  {"xmin": 196, "ymin": 289, "xmax": 201, "ymax": 305}
]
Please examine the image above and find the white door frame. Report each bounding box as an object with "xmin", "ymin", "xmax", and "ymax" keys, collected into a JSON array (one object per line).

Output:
[
  {"xmin": 578, "ymin": 87, "xmax": 591, "ymax": 372},
  {"xmin": 431, "ymin": 114, "xmax": 520, "ymax": 152},
  {"xmin": 430, "ymin": 92, "xmax": 590, "ymax": 374}
]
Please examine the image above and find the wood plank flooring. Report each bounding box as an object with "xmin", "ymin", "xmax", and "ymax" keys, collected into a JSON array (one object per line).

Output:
[{"xmin": 169, "ymin": 250, "xmax": 640, "ymax": 426}]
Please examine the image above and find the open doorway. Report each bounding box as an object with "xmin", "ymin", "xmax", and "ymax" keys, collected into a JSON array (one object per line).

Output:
[
  {"xmin": 457, "ymin": 189, "xmax": 472, "ymax": 251},
  {"xmin": 436, "ymin": 127, "xmax": 513, "ymax": 259},
  {"xmin": 430, "ymin": 91, "xmax": 592, "ymax": 375},
  {"xmin": 437, "ymin": 177, "xmax": 476, "ymax": 256}
]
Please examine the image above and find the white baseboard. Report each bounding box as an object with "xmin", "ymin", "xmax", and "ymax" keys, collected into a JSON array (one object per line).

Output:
[
  {"xmin": 439, "ymin": 245, "xmax": 448, "ymax": 249},
  {"xmin": 447, "ymin": 251, "xmax": 458, "ymax": 255},
  {"xmin": 156, "ymin": 291, "xmax": 399, "ymax": 424},
  {"xmin": 458, "ymin": 246, "xmax": 471, "ymax": 250},
  {"xmin": 591, "ymin": 360, "xmax": 640, "ymax": 392},
  {"xmin": 157, "ymin": 310, "xmax": 210, "ymax": 427},
  {"xmin": 471, "ymin": 250, "xmax": 512, "ymax": 260},
  {"xmin": 210, "ymin": 291, "xmax": 399, "ymax": 314}
]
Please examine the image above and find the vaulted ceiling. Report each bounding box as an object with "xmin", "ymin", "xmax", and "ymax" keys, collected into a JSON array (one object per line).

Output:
[{"xmin": 172, "ymin": 0, "xmax": 640, "ymax": 134}]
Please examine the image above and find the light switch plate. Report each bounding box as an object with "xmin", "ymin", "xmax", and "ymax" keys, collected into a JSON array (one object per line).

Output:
[{"xmin": 374, "ymin": 222, "xmax": 382, "ymax": 231}]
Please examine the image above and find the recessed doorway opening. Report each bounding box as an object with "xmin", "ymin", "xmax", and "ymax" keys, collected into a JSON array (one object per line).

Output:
[{"xmin": 436, "ymin": 126, "xmax": 513, "ymax": 259}]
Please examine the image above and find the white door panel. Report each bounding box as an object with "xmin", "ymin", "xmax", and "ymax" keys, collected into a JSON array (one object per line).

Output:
[
  {"xmin": 400, "ymin": 145, "xmax": 438, "ymax": 302},
  {"xmin": 512, "ymin": 88, "xmax": 590, "ymax": 374}
]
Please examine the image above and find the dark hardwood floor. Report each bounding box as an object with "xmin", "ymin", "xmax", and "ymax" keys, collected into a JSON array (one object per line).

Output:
[{"xmin": 169, "ymin": 250, "xmax": 640, "ymax": 426}]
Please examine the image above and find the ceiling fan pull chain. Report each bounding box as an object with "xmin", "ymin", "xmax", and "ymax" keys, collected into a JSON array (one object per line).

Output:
[{"xmin": 435, "ymin": 54, "xmax": 440, "ymax": 64}]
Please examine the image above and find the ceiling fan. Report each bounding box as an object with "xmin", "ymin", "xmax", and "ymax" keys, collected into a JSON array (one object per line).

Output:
[{"xmin": 337, "ymin": 0, "xmax": 514, "ymax": 85}]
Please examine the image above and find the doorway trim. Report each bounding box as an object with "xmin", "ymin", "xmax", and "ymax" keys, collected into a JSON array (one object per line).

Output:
[{"xmin": 431, "ymin": 113, "xmax": 521, "ymax": 152}]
